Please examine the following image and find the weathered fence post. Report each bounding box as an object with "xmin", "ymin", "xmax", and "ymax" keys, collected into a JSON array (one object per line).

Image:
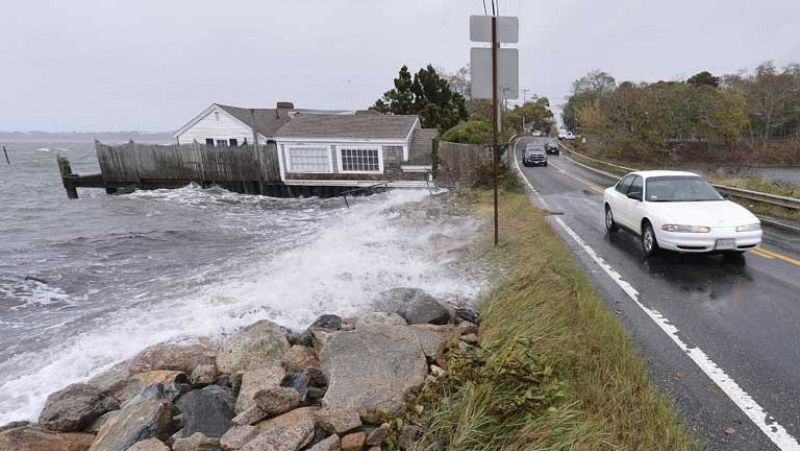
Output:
[
  {"xmin": 2, "ymin": 145, "xmax": 9, "ymax": 165},
  {"xmin": 57, "ymin": 155, "xmax": 78, "ymax": 199}
]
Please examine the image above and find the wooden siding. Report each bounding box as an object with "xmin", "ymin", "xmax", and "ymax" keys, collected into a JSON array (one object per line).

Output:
[
  {"xmin": 176, "ymin": 106, "xmax": 263, "ymax": 145},
  {"xmin": 436, "ymin": 141, "xmax": 494, "ymax": 188}
]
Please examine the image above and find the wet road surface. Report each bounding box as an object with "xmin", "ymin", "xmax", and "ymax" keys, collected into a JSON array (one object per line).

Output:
[{"xmin": 514, "ymin": 138, "xmax": 800, "ymax": 451}]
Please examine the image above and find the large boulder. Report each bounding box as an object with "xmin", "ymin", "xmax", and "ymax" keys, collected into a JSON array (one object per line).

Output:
[
  {"xmin": 88, "ymin": 383, "xmax": 173, "ymax": 451},
  {"xmin": 356, "ymin": 312, "xmax": 407, "ymax": 329},
  {"xmin": 219, "ymin": 425, "xmax": 258, "ymax": 451},
  {"xmin": 313, "ymin": 407, "xmax": 361, "ymax": 435},
  {"xmin": 239, "ymin": 411, "xmax": 315, "ymax": 451},
  {"xmin": 252, "ymin": 386, "xmax": 300, "ymax": 417},
  {"xmin": 297, "ymin": 315, "xmax": 342, "ymax": 347},
  {"xmin": 38, "ymin": 383, "xmax": 119, "ymax": 432},
  {"xmin": 306, "ymin": 434, "xmax": 340, "ymax": 451},
  {"xmin": 179, "ymin": 385, "xmax": 235, "ymax": 438},
  {"xmin": 410, "ymin": 324, "xmax": 459, "ymax": 357},
  {"xmin": 216, "ymin": 320, "xmax": 290, "ymax": 374},
  {"xmin": 373, "ymin": 288, "xmax": 451, "ymax": 325},
  {"xmin": 129, "ymin": 340, "xmax": 218, "ymax": 375},
  {"xmin": 281, "ymin": 345, "xmax": 319, "ymax": 373},
  {"xmin": 172, "ymin": 432, "xmax": 221, "ymax": 451},
  {"xmin": 114, "ymin": 371, "xmax": 190, "ymax": 404},
  {"xmin": 234, "ymin": 363, "xmax": 285, "ymax": 414},
  {"xmin": 0, "ymin": 426, "xmax": 94, "ymax": 451},
  {"xmin": 87, "ymin": 361, "xmax": 132, "ymax": 395},
  {"xmin": 319, "ymin": 325, "xmax": 427, "ymax": 419}
]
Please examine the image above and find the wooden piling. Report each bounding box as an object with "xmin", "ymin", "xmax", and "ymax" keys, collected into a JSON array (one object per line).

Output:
[
  {"xmin": 2, "ymin": 145, "xmax": 9, "ymax": 165},
  {"xmin": 57, "ymin": 155, "xmax": 78, "ymax": 199}
]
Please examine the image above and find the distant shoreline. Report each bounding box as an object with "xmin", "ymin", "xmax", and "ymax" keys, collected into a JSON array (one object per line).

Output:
[{"xmin": 0, "ymin": 131, "xmax": 172, "ymax": 143}]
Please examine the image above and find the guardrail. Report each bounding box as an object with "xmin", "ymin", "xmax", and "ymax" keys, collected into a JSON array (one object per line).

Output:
[{"xmin": 558, "ymin": 143, "xmax": 800, "ymax": 213}]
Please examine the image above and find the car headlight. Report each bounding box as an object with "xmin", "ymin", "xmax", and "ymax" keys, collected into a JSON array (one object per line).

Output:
[
  {"xmin": 661, "ymin": 224, "xmax": 711, "ymax": 233},
  {"xmin": 736, "ymin": 223, "xmax": 761, "ymax": 232}
]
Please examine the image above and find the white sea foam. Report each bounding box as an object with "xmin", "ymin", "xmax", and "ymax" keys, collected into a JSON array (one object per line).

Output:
[{"xmin": 0, "ymin": 189, "xmax": 485, "ymax": 424}]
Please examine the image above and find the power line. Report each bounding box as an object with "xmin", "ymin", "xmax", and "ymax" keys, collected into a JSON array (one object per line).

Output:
[
  {"xmin": 491, "ymin": 0, "xmax": 496, "ymax": 16},
  {"xmin": 482, "ymin": 0, "xmax": 487, "ymax": 15}
]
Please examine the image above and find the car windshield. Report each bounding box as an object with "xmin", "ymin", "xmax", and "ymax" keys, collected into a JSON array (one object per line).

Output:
[{"xmin": 645, "ymin": 176, "xmax": 723, "ymax": 202}]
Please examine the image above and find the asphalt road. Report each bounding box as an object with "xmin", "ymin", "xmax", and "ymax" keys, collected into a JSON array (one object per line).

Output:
[{"xmin": 515, "ymin": 138, "xmax": 800, "ymax": 451}]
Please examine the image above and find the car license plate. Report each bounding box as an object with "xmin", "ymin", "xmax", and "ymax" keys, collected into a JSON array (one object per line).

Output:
[{"xmin": 715, "ymin": 239, "xmax": 735, "ymax": 250}]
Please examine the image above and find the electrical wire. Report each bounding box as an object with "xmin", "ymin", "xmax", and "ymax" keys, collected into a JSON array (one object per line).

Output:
[{"xmin": 482, "ymin": 0, "xmax": 487, "ymax": 15}]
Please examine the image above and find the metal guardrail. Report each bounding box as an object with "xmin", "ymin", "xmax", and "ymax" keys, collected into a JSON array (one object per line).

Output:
[{"xmin": 558, "ymin": 143, "xmax": 800, "ymax": 212}]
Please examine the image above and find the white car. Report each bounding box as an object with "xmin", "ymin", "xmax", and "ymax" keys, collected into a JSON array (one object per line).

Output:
[{"xmin": 603, "ymin": 170, "xmax": 762, "ymax": 257}]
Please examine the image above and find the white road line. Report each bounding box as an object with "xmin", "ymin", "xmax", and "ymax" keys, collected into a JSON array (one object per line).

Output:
[{"xmin": 513, "ymin": 144, "xmax": 800, "ymax": 450}]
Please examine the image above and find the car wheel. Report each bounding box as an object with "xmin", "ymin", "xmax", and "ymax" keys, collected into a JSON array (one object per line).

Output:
[
  {"xmin": 641, "ymin": 221, "xmax": 660, "ymax": 257},
  {"xmin": 544, "ymin": 162, "xmax": 548, "ymax": 167},
  {"xmin": 605, "ymin": 206, "xmax": 619, "ymax": 233},
  {"xmin": 555, "ymin": 150, "xmax": 560, "ymax": 156}
]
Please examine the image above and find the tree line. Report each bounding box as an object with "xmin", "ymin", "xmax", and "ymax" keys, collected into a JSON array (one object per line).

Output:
[{"xmin": 563, "ymin": 62, "xmax": 800, "ymax": 159}]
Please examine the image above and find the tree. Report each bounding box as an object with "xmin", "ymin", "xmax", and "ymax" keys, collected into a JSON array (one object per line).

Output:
[
  {"xmin": 687, "ymin": 71, "xmax": 720, "ymax": 88},
  {"xmin": 372, "ymin": 65, "xmax": 468, "ymax": 131},
  {"xmin": 562, "ymin": 70, "xmax": 617, "ymax": 134},
  {"xmin": 505, "ymin": 96, "xmax": 554, "ymax": 133}
]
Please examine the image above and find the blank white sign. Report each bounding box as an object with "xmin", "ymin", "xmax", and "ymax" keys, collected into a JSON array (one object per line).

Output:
[
  {"xmin": 470, "ymin": 47, "xmax": 519, "ymax": 100},
  {"xmin": 469, "ymin": 16, "xmax": 519, "ymax": 43}
]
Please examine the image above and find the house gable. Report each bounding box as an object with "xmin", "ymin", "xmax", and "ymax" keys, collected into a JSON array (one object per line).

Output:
[{"xmin": 173, "ymin": 104, "xmax": 264, "ymax": 145}]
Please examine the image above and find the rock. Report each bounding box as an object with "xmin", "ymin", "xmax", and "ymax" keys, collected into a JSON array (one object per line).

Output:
[
  {"xmin": 281, "ymin": 345, "xmax": 319, "ymax": 373},
  {"xmin": 356, "ymin": 312, "xmax": 407, "ymax": 329},
  {"xmin": 341, "ymin": 317, "xmax": 357, "ymax": 331},
  {"xmin": 310, "ymin": 329, "xmax": 334, "ymax": 353},
  {"xmin": 297, "ymin": 315, "xmax": 343, "ymax": 346},
  {"xmin": 87, "ymin": 361, "xmax": 132, "ymax": 395},
  {"xmin": 253, "ymin": 386, "xmax": 300, "ymax": 416},
  {"xmin": 84, "ymin": 410, "xmax": 119, "ymax": 434},
  {"xmin": 89, "ymin": 383, "xmax": 173, "ymax": 451},
  {"xmin": 231, "ymin": 406, "xmax": 268, "ymax": 427},
  {"xmin": 281, "ymin": 372, "xmax": 310, "ymax": 400},
  {"xmin": 38, "ymin": 383, "xmax": 119, "ymax": 432},
  {"xmin": 307, "ymin": 434, "xmax": 340, "ymax": 451},
  {"xmin": 235, "ymin": 363, "xmax": 285, "ymax": 414},
  {"xmin": 400, "ymin": 425, "xmax": 424, "ymax": 449},
  {"xmin": 454, "ymin": 307, "xmax": 480, "ymax": 325},
  {"xmin": 0, "ymin": 426, "xmax": 94, "ymax": 451},
  {"xmin": 173, "ymin": 432, "xmax": 221, "ymax": 451},
  {"xmin": 410, "ymin": 324, "xmax": 458, "ymax": 357},
  {"xmin": 180, "ymin": 385, "xmax": 235, "ymax": 438},
  {"xmin": 0, "ymin": 421, "xmax": 30, "ymax": 433},
  {"xmin": 319, "ymin": 326, "xmax": 427, "ymax": 419},
  {"xmin": 460, "ymin": 333, "xmax": 479, "ymax": 345},
  {"xmin": 340, "ymin": 432, "xmax": 366, "ymax": 451},
  {"xmin": 365, "ymin": 424, "xmax": 389, "ymax": 446},
  {"xmin": 456, "ymin": 321, "xmax": 478, "ymax": 335},
  {"xmin": 254, "ymin": 406, "xmax": 318, "ymax": 432},
  {"xmin": 191, "ymin": 364, "xmax": 218, "ymax": 388},
  {"xmin": 126, "ymin": 438, "xmax": 171, "ymax": 451},
  {"xmin": 429, "ymin": 365, "xmax": 446, "ymax": 378},
  {"xmin": 239, "ymin": 416, "xmax": 315, "ymax": 451},
  {"xmin": 303, "ymin": 367, "xmax": 328, "ymax": 387},
  {"xmin": 114, "ymin": 371, "xmax": 190, "ymax": 404},
  {"xmin": 219, "ymin": 425, "xmax": 258, "ymax": 451},
  {"xmin": 313, "ymin": 407, "xmax": 361, "ymax": 435},
  {"xmin": 373, "ymin": 287, "xmax": 451, "ymax": 325},
  {"xmin": 306, "ymin": 387, "xmax": 327, "ymax": 403},
  {"xmin": 358, "ymin": 400, "xmax": 403, "ymax": 425},
  {"xmin": 129, "ymin": 340, "xmax": 218, "ymax": 375},
  {"xmin": 216, "ymin": 320, "xmax": 290, "ymax": 374}
]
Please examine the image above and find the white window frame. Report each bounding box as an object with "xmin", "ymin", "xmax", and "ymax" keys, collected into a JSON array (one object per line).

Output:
[
  {"xmin": 336, "ymin": 145, "xmax": 383, "ymax": 174},
  {"xmin": 286, "ymin": 144, "xmax": 333, "ymax": 173}
]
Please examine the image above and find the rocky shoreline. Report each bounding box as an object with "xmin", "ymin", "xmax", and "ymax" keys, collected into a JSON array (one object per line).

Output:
[{"xmin": 0, "ymin": 288, "xmax": 480, "ymax": 451}]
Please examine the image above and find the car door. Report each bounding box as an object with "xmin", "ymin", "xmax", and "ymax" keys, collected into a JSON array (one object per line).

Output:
[
  {"xmin": 610, "ymin": 175, "xmax": 634, "ymax": 228},
  {"xmin": 623, "ymin": 175, "xmax": 645, "ymax": 233}
]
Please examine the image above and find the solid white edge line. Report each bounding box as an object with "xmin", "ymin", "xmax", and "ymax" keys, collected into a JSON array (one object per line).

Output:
[{"xmin": 512, "ymin": 142, "xmax": 800, "ymax": 450}]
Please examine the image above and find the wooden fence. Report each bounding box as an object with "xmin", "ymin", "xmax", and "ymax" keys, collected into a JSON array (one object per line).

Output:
[
  {"xmin": 96, "ymin": 142, "xmax": 281, "ymax": 185},
  {"xmin": 436, "ymin": 141, "xmax": 507, "ymax": 188}
]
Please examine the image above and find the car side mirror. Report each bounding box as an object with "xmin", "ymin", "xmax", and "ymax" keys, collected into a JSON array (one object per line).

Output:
[
  {"xmin": 627, "ymin": 191, "xmax": 642, "ymax": 201},
  {"xmin": 717, "ymin": 189, "xmax": 729, "ymax": 199}
]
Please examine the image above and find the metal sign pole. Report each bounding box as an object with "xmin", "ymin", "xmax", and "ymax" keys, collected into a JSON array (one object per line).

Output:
[{"xmin": 491, "ymin": 16, "xmax": 499, "ymax": 246}]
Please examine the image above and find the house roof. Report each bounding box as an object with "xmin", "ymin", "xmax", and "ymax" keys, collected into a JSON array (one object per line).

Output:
[
  {"xmin": 408, "ymin": 128, "xmax": 439, "ymax": 165},
  {"xmin": 274, "ymin": 114, "xmax": 419, "ymax": 140},
  {"xmin": 216, "ymin": 104, "xmax": 293, "ymax": 138}
]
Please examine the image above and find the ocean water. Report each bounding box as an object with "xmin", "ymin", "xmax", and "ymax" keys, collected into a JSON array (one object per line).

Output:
[{"xmin": 0, "ymin": 142, "xmax": 486, "ymax": 424}]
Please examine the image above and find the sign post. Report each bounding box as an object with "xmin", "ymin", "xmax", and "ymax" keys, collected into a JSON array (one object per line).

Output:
[{"xmin": 470, "ymin": 15, "xmax": 518, "ymax": 246}]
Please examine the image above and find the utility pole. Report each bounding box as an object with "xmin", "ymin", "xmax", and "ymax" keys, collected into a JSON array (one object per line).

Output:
[{"xmin": 491, "ymin": 15, "xmax": 499, "ymax": 246}]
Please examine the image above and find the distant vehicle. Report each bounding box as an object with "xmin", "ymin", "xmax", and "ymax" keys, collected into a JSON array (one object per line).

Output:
[
  {"xmin": 558, "ymin": 131, "xmax": 577, "ymax": 140},
  {"xmin": 522, "ymin": 144, "xmax": 548, "ymax": 167},
  {"xmin": 531, "ymin": 130, "xmax": 544, "ymax": 137},
  {"xmin": 603, "ymin": 171, "xmax": 762, "ymax": 257},
  {"xmin": 545, "ymin": 138, "xmax": 560, "ymax": 155}
]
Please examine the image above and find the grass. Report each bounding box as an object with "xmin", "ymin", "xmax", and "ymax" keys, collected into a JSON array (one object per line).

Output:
[{"xmin": 408, "ymin": 187, "xmax": 700, "ymax": 451}]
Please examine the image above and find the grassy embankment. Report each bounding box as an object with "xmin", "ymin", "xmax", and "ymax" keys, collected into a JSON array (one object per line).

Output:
[
  {"xmin": 411, "ymin": 182, "xmax": 699, "ymax": 450},
  {"xmin": 565, "ymin": 147, "xmax": 799, "ymax": 222}
]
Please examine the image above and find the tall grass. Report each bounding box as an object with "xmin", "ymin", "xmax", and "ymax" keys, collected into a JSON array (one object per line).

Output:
[{"xmin": 411, "ymin": 190, "xmax": 699, "ymax": 450}]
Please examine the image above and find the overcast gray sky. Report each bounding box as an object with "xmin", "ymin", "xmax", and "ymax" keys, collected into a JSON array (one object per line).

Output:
[{"xmin": 1, "ymin": 0, "xmax": 798, "ymax": 132}]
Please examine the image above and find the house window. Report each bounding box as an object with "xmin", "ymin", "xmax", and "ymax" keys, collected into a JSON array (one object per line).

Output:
[
  {"xmin": 216, "ymin": 139, "xmax": 228, "ymax": 147},
  {"xmin": 229, "ymin": 138, "xmax": 238, "ymax": 147},
  {"xmin": 338, "ymin": 147, "xmax": 381, "ymax": 173},
  {"xmin": 205, "ymin": 138, "xmax": 214, "ymax": 147},
  {"xmin": 287, "ymin": 146, "xmax": 332, "ymax": 173}
]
